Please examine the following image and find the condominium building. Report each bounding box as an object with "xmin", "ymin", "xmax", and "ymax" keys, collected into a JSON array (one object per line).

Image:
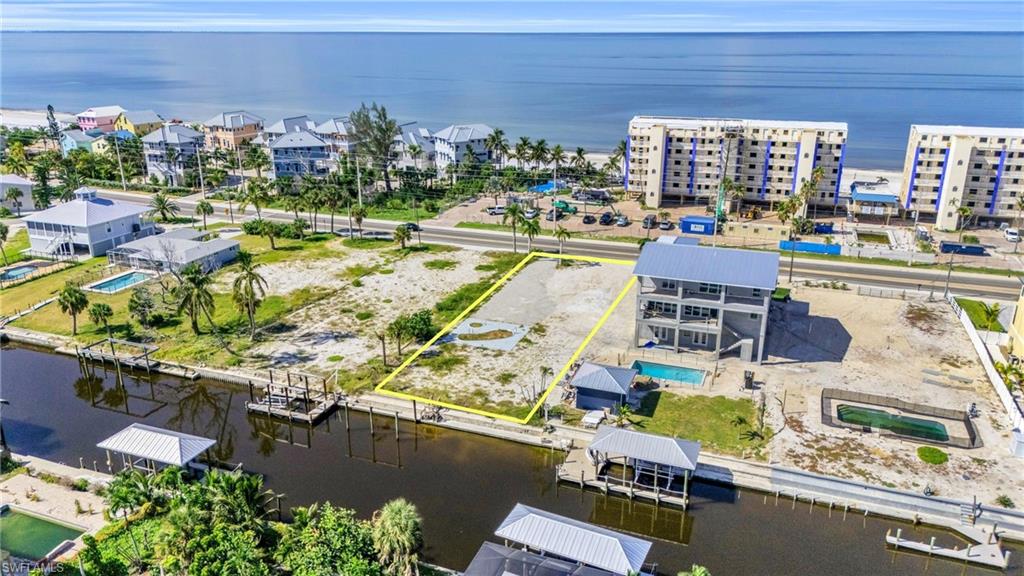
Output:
[
  {"xmin": 632, "ymin": 236, "xmax": 779, "ymax": 363},
  {"xmin": 626, "ymin": 116, "xmax": 847, "ymax": 210},
  {"xmin": 432, "ymin": 124, "xmax": 494, "ymax": 173},
  {"xmin": 900, "ymin": 125, "xmax": 1024, "ymax": 230}
]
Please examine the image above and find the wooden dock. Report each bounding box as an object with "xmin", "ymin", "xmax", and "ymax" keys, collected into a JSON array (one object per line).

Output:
[
  {"xmin": 245, "ymin": 372, "xmax": 339, "ymax": 424},
  {"xmin": 886, "ymin": 527, "xmax": 1011, "ymax": 569},
  {"xmin": 76, "ymin": 338, "xmax": 160, "ymax": 373},
  {"xmin": 557, "ymin": 448, "xmax": 689, "ymax": 508}
]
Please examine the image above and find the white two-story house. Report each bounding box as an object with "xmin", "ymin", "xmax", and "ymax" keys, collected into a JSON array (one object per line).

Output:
[
  {"xmin": 432, "ymin": 124, "xmax": 493, "ymax": 174},
  {"xmin": 633, "ymin": 237, "xmax": 779, "ymax": 363},
  {"xmin": 24, "ymin": 187, "xmax": 156, "ymax": 257}
]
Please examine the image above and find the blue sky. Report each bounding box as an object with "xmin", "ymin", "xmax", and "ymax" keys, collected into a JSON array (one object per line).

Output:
[{"xmin": 3, "ymin": 1, "xmax": 1022, "ymax": 32}]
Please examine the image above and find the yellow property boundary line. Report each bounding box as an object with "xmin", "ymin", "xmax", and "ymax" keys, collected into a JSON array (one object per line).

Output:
[{"xmin": 375, "ymin": 251, "xmax": 637, "ymax": 424}]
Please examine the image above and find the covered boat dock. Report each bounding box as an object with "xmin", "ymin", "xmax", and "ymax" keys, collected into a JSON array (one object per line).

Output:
[{"xmin": 97, "ymin": 423, "xmax": 215, "ymax": 474}]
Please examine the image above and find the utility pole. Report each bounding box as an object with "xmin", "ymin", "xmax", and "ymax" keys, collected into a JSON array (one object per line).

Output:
[
  {"xmin": 711, "ymin": 128, "xmax": 739, "ymax": 247},
  {"xmin": 196, "ymin": 144, "xmax": 207, "ymax": 198},
  {"xmin": 907, "ymin": 209, "xmax": 920, "ymax": 267},
  {"xmin": 943, "ymin": 253, "xmax": 955, "ymax": 298},
  {"xmin": 112, "ymin": 136, "xmax": 127, "ymax": 191}
]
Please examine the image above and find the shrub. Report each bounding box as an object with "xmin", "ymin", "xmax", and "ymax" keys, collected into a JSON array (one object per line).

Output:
[
  {"xmin": 355, "ymin": 311, "xmax": 373, "ymax": 321},
  {"xmin": 72, "ymin": 478, "xmax": 90, "ymax": 491},
  {"xmin": 917, "ymin": 446, "xmax": 949, "ymax": 465},
  {"xmin": 996, "ymin": 495, "xmax": 1016, "ymax": 509}
]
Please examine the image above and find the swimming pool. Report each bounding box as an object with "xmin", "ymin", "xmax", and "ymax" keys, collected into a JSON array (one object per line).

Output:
[
  {"xmin": 88, "ymin": 271, "xmax": 151, "ymax": 293},
  {"xmin": 0, "ymin": 507, "xmax": 84, "ymax": 561},
  {"xmin": 631, "ymin": 360, "xmax": 705, "ymax": 387},
  {"xmin": 0, "ymin": 264, "xmax": 39, "ymax": 281},
  {"xmin": 837, "ymin": 404, "xmax": 950, "ymax": 442}
]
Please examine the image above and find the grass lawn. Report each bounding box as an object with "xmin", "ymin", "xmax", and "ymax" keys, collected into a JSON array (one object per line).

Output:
[
  {"xmin": 1, "ymin": 229, "xmax": 31, "ymax": 265},
  {"xmin": 955, "ymin": 297, "xmax": 1006, "ymax": 332},
  {"xmin": 631, "ymin": 392, "xmax": 770, "ymax": 459},
  {"xmin": 455, "ymin": 221, "xmax": 644, "ymax": 245},
  {"xmin": 0, "ymin": 257, "xmax": 108, "ymax": 317},
  {"xmin": 367, "ymin": 206, "xmax": 439, "ymax": 222}
]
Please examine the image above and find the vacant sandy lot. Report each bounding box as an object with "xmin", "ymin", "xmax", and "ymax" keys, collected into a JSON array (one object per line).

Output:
[
  {"xmin": 383, "ymin": 257, "xmax": 634, "ymax": 416},
  {"xmin": 238, "ymin": 245, "xmax": 490, "ymax": 375}
]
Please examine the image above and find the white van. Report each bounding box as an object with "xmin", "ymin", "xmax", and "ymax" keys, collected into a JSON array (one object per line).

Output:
[{"xmin": 1005, "ymin": 228, "xmax": 1020, "ymax": 242}]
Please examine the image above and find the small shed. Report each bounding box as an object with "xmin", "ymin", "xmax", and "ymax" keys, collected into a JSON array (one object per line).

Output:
[
  {"xmin": 570, "ymin": 362, "xmax": 637, "ymax": 412},
  {"xmin": 586, "ymin": 426, "xmax": 700, "ymax": 500},
  {"xmin": 97, "ymin": 423, "xmax": 215, "ymax": 474},
  {"xmin": 495, "ymin": 503, "xmax": 652, "ymax": 576}
]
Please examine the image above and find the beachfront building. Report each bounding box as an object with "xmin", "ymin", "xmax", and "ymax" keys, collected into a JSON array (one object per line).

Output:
[
  {"xmin": 142, "ymin": 124, "xmax": 205, "ymax": 186},
  {"xmin": 107, "ymin": 228, "xmax": 239, "ymax": 273},
  {"xmin": 314, "ymin": 117, "xmax": 355, "ymax": 156},
  {"xmin": 569, "ymin": 362, "xmax": 638, "ymax": 412},
  {"xmin": 76, "ymin": 105, "xmax": 125, "ymax": 133},
  {"xmin": 626, "ymin": 116, "xmax": 847, "ymax": 211},
  {"xmin": 61, "ymin": 129, "xmax": 102, "ymax": 157},
  {"xmin": 899, "ymin": 125, "xmax": 1024, "ymax": 230},
  {"xmin": 493, "ymin": 504, "xmax": 652, "ymax": 576},
  {"xmin": 848, "ymin": 177, "xmax": 901, "ymax": 224},
  {"xmin": 23, "ymin": 187, "xmax": 155, "ymax": 257},
  {"xmin": 394, "ymin": 125, "xmax": 436, "ymax": 169},
  {"xmin": 633, "ymin": 239, "xmax": 779, "ymax": 362},
  {"xmin": 269, "ymin": 130, "xmax": 330, "ymax": 178},
  {"xmin": 259, "ymin": 116, "xmax": 319, "ymax": 147},
  {"xmin": 0, "ymin": 174, "xmax": 33, "ymax": 214},
  {"xmin": 114, "ymin": 110, "xmax": 164, "ymax": 136},
  {"xmin": 202, "ymin": 110, "xmax": 264, "ymax": 151},
  {"xmin": 432, "ymin": 123, "xmax": 493, "ymax": 173}
]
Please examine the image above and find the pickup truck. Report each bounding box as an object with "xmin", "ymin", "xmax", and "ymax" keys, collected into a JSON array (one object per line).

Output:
[
  {"xmin": 486, "ymin": 205, "xmax": 506, "ymax": 216},
  {"xmin": 551, "ymin": 200, "xmax": 578, "ymax": 214}
]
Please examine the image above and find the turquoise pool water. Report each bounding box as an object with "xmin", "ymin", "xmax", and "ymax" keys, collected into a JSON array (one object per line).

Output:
[
  {"xmin": 631, "ymin": 360, "xmax": 705, "ymax": 386},
  {"xmin": 89, "ymin": 271, "xmax": 150, "ymax": 293},
  {"xmin": 0, "ymin": 264, "xmax": 39, "ymax": 281},
  {"xmin": 0, "ymin": 508, "xmax": 83, "ymax": 560}
]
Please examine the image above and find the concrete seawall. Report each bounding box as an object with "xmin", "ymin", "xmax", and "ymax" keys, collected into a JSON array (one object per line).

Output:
[{"xmin": 5, "ymin": 325, "xmax": 1024, "ymax": 543}]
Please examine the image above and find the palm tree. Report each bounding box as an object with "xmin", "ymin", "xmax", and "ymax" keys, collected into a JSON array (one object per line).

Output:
[
  {"xmin": 779, "ymin": 167, "xmax": 824, "ymax": 282},
  {"xmin": 572, "ymin": 147, "xmax": 588, "ymax": 173},
  {"xmin": 243, "ymin": 145, "xmax": 270, "ymax": 180},
  {"xmin": 149, "ymin": 192, "xmax": 180, "ymax": 222},
  {"xmin": 299, "ymin": 175, "xmax": 324, "ymax": 233},
  {"xmin": 175, "ymin": 263, "xmax": 216, "ymax": 335},
  {"xmin": 257, "ymin": 218, "xmax": 278, "ymax": 250},
  {"xmin": 394, "ymin": 224, "xmax": 412, "ymax": 249},
  {"xmin": 407, "ymin": 144, "xmax": 424, "ymax": 170},
  {"xmin": 240, "ymin": 176, "xmax": 270, "ymax": 219},
  {"xmin": 373, "ymin": 498, "xmax": 423, "ymax": 576},
  {"xmin": 57, "ymin": 282, "xmax": 89, "ymax": 335},
  {"xmin": 196, "ymin": 199, "xmax": 214, "ymax": 229},
  {"xmin": 554, "ymin": 225, "xmax": 571, "ymax": 254},
  {"xmin": 981, "ymin": 302, "xmax": 1003, "ymax": 343},
  {"xmin": 322, "ymin": 173, "xmax": 347, "ymax": 233},
  {"xmin": 679, "ymin": 565, "xmax": 712, "ymax": 576},
  {"xmin": 723, "ymin": 177, "xmax": 744, "ymax": 219},
  {"xmin": 231, "ymin": 250, "xmax": 268, "ymax": 340},
  {"xmin": 1, "ymin": 142, "xmax": 30, "ymax": 176},
  {"xmin": 549, "ymin": 144, "xmax": 567, "ymax": 185},
  {"xmin": 502, "ymin": 203, "xmax": 526, "ymax": 253},
  {"xmin": 282, "ymin": 193, "xmax": 303, "ymax": 219},
  {"xmin": 531, "ymin": 139, "xmax": 549, "ymax": 171},
  {"xmin": 0, "ymin": 222, "xmax": 8, "ymax": 266},
  {"xmin": 352, "ymin": 204, "xmax": 368, "ymax": 238},
  {"xmin": 521, "ymin": 217, "xmax": 541, "ymax": 253},
  {"xmin": 4, "ymin": 186, "xmax": 23, "ymax": 216},
  {"xmin": 485, "ymin": 128, "xmax": 509, "ymax": 168},
  {"xmin": 273, "ymin": 174, "xmax": 294, "ymax": 197},
  {"xmin": 949, "ymin": 199, "xmax": 974, "ymax": 241},
  {"xmin": 88, "ymin": 302, "xmax": 114, "ymax": 338},
  {"xmin": 514, "ymin": 137, "xmax": 531, "ymax": 170}
]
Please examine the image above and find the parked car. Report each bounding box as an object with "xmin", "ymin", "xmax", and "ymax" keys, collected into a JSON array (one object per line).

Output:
[
  {"xmin": 1005, "ymin": 228, "xmax": 1021, "ymax": 242},
  {"xmin": 552, "ymin": 200, "xmax": 579, "ymax": 214},
  {"xmin": 582, "ymin": 214, "xmax": 597, "ymax": 225},
  {"xmin": 402, "ymin": 222, "xmax": 421, "ymax": 232},
  {"xmin": 641, "ymin": 215, "xmax": 658, "ymax": 229},
  {"xmin": 615, "ymin": 215, "xmax": 630, "ymax": 227},
  {"xmin": 486, "ymin": 205, "xmax": 506, "ymax": 216},
  {"xmin": 659, "ymin": 220, "xmax": 673, "ymax": 230},
  {"xmin": 524, "ymin": 208, "xmax": 540, "ymax": 219},
  {"xmin": 599, "ymin": 212, "xmax": 615, "ymax": 225},
  {"xmin": 546, "ymin": 209, "xmax": 564, "ymax": 221}
]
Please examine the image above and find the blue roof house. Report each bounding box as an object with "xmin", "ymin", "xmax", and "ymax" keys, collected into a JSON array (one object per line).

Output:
[{"xmin": 570, "ymin": 362, "xmax": 638, "ymax": 412}]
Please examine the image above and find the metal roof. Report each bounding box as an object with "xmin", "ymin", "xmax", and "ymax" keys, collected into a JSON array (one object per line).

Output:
[
  {"xmin": 630, "ymin": 115, "xmax": 847, "ymax": 132},
  {"xmin": 850, "ymin": 180, "xmax": 899, "ymax": 205},
  {"xmin": 265, "ymin": 115, "xmax": 317, "ymax": 135},
  {"xmin": 912, "ymin": 124, "xmax": 1024, "ymax": 139},
  {"xmin": 433, "ymin": 123, "xmax": 494, "ymax": 144},
  {"xmin": 495, "ymin": 504, "xmax": 651, "ymax": 575},
  {"xmin": 850, "ymin": 190, "xmax": 899, "ymax": 205},
  {"xmin": 0, "ymin": 174, "xmax": 32, "ymax": 186},
  {"xmin": 24, "ymin": 188, "xmax": 150, "ymax": 227},
  {"xmin": 141, "ymin": 124, "xmax": 203, "ymax": 144},
  {"xmin": 120, "ymin": 110, "xmax": 163, "ymax": 125},
  {"xmin": 465, "ymin": 542, "xmax": 616, "ymax": 576},
  {"xmin": 77, "ymin": 105, "xmax": 125, "ymax": 118},
  {"xmin": 109, "ymin": 231, "xmax": 239, "ymax": 266},
  {"xmin": 655, "ymin": 235, "xmax": 700, "ymax": 246},
  {"xmin": 270, "ymin": 130, "xmax": 327, "ymax": 149},
  {"xmin": 315, "ymin": 117, "xmax": 352, "ymax": 136},
  {"xmin": 97, "ymin": 423, "xmax": 215, "ymax": 467},
  {"xmin": 204, "ymin": 110, "xmax": 264, "ymax": 129},
  {"xmin": 570, "ymin": 362, "xmax": 636, "ymax": 395},
  {"xmin": 633, "ymin": 242, "xmax": 779, "ymax": 290},
  {"xmin": 588, "ymin": 426, "xmax": 700, "ymax": 472},
  {"xmin": 62, "ymin": 129, "xmax": 98, "ymax": 144}
]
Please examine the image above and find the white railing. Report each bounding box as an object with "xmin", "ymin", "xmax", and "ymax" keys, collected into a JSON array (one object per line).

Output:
[{"xmin": 946, "ymin": 294, "xmax": 1024, "ymax": 433}]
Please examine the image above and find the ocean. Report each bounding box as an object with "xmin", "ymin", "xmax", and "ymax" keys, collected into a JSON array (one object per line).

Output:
[{"xmin": 2, "ymin": 31, "xmax": 1022, "ymax": 169}]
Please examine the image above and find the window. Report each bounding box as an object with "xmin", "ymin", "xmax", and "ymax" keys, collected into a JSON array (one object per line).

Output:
[
  {"xmin": 659, "ymin": 280, "xmax": 677, "ymax": 290},
  {"xmin": 698, "ymin": 283, "xmax": 721, "ymax": 295}
]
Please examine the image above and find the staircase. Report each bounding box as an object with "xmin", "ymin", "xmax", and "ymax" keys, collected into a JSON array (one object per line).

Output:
[{"xmin": 961, "ymin": 502, "xmax": 978, "ymax": 526}]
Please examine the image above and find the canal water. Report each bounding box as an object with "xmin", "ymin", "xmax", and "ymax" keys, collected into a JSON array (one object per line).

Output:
[{"xmin": 2, "ymin": 343, "xmax": 1020, "ymax": 575}]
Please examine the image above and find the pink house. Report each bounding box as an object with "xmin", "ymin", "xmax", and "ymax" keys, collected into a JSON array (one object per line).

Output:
[{"xmin": 76, "ymin": 105, "xmax": 125, "ymax": 133}]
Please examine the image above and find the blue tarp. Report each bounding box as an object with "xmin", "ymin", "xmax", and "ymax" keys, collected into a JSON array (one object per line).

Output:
[{"xmin": 779, "ymin": 241, "xmax": 841, "ymax": 255}]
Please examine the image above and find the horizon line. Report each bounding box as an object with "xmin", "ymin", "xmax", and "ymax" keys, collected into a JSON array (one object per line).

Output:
[{"xmin": 3, "ymin": 29, "xmax": 1020, "ymax": 34}]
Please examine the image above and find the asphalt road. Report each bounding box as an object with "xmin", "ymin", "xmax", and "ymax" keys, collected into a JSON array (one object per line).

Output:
[{"xmin": 99, "ymin": 189, "xmax": 1022, "ymax": 300}]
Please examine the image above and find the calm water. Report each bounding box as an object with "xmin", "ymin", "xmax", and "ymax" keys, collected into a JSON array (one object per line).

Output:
[
  {"xmin": 2, "ymin": 32, "xmax": 1022, "ymax": 169},
  {"xmin": 1, "ymin": 343, "xmax": 1021, "ymax": 575}
]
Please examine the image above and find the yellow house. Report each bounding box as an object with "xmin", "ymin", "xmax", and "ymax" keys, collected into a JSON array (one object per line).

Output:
[
  {"xmin": 1008, "ymin": 287, "xmax": 1024, "ymax": 359},
  {"xmin": 114, "ymin": 110, "xmax": 164, "ymax": 136}
]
